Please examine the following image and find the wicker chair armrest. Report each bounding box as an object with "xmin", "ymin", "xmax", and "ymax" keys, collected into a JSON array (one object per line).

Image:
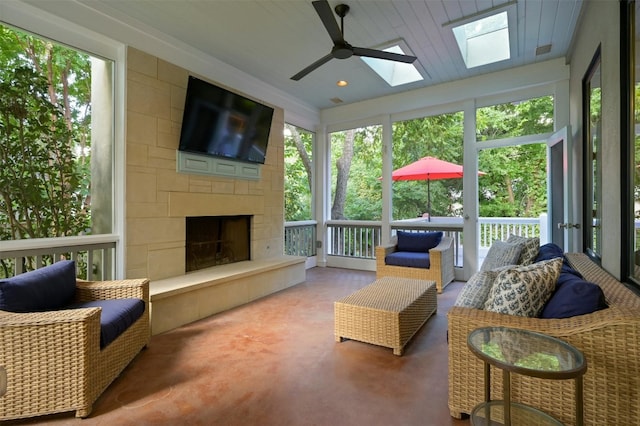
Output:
[
  {"xmin": 0, "ymin": 307, "xmax": 103, "ymax": 419},
  {"xmin": 0, "ymin": 307, "xmax": 101, "ymax": 328},
  {"xmin": 75, "ymin": 278, "xmax": 149, "ymax": 302},
  {"xmin": 376, "ymin": 243, "xmax": 398, "ymax": 255},
  {"xmin": 375, "ymin": 244, "xmax": 398, "ymax": 267},
  {"xmin": 430, "ymin": 236, "xmax": 453, "ymax": 253}
]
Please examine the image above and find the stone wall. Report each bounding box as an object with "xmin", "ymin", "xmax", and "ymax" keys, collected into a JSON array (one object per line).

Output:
[{"xmin": 125, "ymin": 47, "xmax": 285, "ymax": 280}]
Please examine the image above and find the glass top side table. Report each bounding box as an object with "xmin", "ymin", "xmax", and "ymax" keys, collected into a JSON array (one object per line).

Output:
[{"xmin": 467, "ymin": 326, "xmax": 587, "ymax": 426}]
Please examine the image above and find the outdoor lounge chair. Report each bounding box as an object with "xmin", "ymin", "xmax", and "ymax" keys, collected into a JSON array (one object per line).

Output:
[
  {"xmin": 0, "ymin": 261, "xmax": 150, "ymax": 420},
  {"xmin": 375, "ymin": 232, "xmax": 455, "ymax": 293}
]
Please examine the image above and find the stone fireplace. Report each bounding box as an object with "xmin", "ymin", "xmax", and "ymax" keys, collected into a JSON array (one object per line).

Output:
[
  {"xmin": 125, "ymin": 47, "xmax": 306, "ymax": 336},
  {"xmin": 185, "ymin": 215, "xmax": 250, "ymax": 272},
  {"xmin": 124, "ymin": 47, "xmax": 288, "ymax": 282}
]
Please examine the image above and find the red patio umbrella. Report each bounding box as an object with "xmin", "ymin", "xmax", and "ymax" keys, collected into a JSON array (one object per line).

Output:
[{"xmin": 391, "ymin": 156, "xmax": 484, "ymax": 221}]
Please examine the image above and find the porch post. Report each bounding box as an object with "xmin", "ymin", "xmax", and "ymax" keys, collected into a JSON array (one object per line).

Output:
[{"xmin": 381, "ymin": 115, "xmax": 393, "ymax": 245}]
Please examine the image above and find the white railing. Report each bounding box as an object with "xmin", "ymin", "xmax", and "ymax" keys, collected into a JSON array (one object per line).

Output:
[
  {"xmin": 0, "ymin": 234, "xmax": 118, "ymax": 280},
  {"xmin": 479, "ymin": 216, "xmax": 546, "ymax": 248},
  {"xmin": 284, "ymin": 220, "xmax": 317, "ymax": 257},
  {"xmin": 320, "ymin": 215, "xmax": 546, "ymax": 266},
  {"xmin": 2, "ymin": 217, "xmax": 547, "ymax": 279},
  {"xmin": 326, "ymin": 220, "xmax": 382, "ymax": 259}
]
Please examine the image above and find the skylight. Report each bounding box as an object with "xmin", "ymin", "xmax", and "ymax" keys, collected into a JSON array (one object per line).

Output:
[
  {"xmin": 453, "ymin": 11, "xmax": 510, "ymax": 69},
  {"xmin": 361, "ymin": 44, "xmax": 423, "ymax": 87}
]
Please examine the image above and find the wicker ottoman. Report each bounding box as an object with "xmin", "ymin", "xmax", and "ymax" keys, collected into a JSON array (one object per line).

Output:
[{"xmin": 334, "ymin": 277, "xmax": 437, "ymax": 356}]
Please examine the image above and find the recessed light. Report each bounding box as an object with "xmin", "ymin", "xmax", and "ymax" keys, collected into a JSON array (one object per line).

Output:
[{"xmin": 336, "ymin": 80, "xmax": 348, "ymax": 87}]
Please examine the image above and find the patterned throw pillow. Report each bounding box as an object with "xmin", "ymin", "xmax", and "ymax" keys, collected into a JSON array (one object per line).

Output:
[
  {"xmin": 480, "ymin": 240, "xmax": 524, "ymax": 271},
  {"xmin": 483, "ymin": 257, "xmax": 562, "ymax": 317},
  {"xmin": 506, "ymin": 234, "xmax": 540, "ymax": 265},
  {"xmin": 454, "ymin": 270, "xmax": 499, "ymax": 309}
]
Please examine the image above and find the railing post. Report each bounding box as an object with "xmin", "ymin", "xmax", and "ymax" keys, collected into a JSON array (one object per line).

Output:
[{"xmin": 539, "ymin": 213, "xmax": 549, "ymax": 245}]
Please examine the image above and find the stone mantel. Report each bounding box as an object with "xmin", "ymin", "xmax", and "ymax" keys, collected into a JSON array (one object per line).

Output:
[{"xmin": 168, "ymin": 192, "xmax": 265, "ymax": 217}]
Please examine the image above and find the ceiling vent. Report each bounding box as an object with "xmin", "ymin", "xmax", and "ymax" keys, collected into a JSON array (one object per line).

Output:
[
  {"xmin": 330, "ymin": 97, "xmax": 343, "ymax": 104},
  {"xmin": 536, "ymin": 44, "xmax": 552, "ymax": 56}
]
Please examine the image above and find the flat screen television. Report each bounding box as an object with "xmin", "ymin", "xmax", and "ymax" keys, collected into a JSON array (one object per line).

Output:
[{"xmin": 178, "ymin": 76, "xmax": 274, "ymax": 165}]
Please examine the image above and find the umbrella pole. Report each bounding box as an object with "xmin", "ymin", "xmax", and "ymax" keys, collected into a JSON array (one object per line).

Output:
[{"xmin": 427, "ymin": 180, "xmax": 431, "ymax": 222}]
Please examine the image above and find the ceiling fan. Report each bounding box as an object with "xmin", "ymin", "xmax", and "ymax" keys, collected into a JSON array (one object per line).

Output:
[{"xmin": 291, "ymin": 0, "xmax": 417, "ymax": 81}]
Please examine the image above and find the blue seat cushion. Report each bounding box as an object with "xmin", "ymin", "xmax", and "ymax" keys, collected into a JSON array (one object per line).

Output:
[
  {"xmin": 396, "ymin": 231, "xmax": 442, "ymax": 253},
  {"xmin": 0, "ymin": 260, "xmax": 76, "ymax": 312},
  {"xmin": 66, "ymin": 298, "xmax": 146, "ymax": 349},
  {"xmin": 540, "ymin": 273, "xmax": 607, "ymax": 319},
  {"xmin": 385, "ymin": 251, "xmax": 431, "ymax": 269}
]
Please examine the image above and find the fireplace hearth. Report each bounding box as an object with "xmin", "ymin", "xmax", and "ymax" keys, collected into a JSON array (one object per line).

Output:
[{"xmin": 185, "ymin": 215, "xmax": 250, "ymax": 272}]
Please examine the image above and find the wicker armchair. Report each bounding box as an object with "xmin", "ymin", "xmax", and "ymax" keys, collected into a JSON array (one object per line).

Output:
[
  {"xmin": 376, "ymin": 236, "xmax": 455, "ymax": 293},
  {"xmin": 0, "ymin": 278, "xmax": 150, "ymax": 420},
  {"xmin": 447, "ymin": 253, "xmax": 640, "ymax": 426}
]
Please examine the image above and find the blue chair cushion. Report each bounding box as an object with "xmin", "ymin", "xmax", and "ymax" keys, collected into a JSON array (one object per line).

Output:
[
  {"xmin": 0, "ymin": 260, "xmax": 77, "ymax": 312},
  {"xmin": 540, "ymin": 273, "xmax": 607, "ymax": 319},
  {"xmin": 385, "ymin": 251, "xmax": 431, "ymax": 269},
  {"xmin": 66, "ymin": 298, "xmax": 146, "ymax": 349},
  {"xmin": 396, "ymin": 231, "xmax": 443, "ymax": 253}
]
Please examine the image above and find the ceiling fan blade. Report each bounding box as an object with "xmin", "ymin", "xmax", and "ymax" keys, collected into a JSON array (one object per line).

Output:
[
  {"xmin": 312, "ymin": 0, "xmax": 343, "ymax": 44},
  {"xmin": 352, "ymin": 47, "xmax": 417, "ymax": 64},
  {"xmin": 291, "ymin": 53, "xmax": 335, "ymax": 81}
]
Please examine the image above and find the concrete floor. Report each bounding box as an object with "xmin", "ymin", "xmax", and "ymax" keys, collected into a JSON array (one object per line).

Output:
[{"xmin": 6, "ymin": 267, "xmax": 470, "ymax": 426}]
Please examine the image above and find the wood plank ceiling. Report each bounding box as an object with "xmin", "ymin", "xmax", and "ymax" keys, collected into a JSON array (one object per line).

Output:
[{"xmin": 71, "ymin": 0, "xmax": 584, "ymax": 110}]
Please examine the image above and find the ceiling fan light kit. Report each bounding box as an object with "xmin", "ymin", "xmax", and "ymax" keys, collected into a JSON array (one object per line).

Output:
[{"xmin": 291, "ymin": 0, "xmax": 417, "ymax": 81}]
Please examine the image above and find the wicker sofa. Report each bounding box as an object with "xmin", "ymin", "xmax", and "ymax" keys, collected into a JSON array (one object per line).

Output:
[
  {"xmin": 376, "ymin": 235, "xmax": 455, "ymax": 293},
  {"xmin": 448, "ymin": 252, "xmax": 640, "ymax": 426},
  {"xmin": 0, "ymin": 265, "xmax": 150, "ymax": 420}
]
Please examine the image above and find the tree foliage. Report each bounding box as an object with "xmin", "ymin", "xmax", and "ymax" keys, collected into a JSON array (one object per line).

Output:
[
  {"xmin": 284, "ymin": 124, "xmax": 313, "ymax": 221},
  {"xmin": 284, "ymin": 96, "xmax": 554, "ymax": 222},
  {"xmin": 331, "ymin": 126, "xmax": 383, "ymax": 220},
  {"xmin": 477, "ymin": 96, "xmax": 553, "ymax": 217},
  {"xmin": 0, "ymin": 25, "xmax": 92, "ymax": 241}
]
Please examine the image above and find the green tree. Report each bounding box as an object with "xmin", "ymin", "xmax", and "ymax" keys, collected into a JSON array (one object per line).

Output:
[
  {"xmin": 478, "ymin": 144, "xmax": 547, "ymax": 217},
  {"xmin": 0, "ymin": 25, "xmax": 91, "ymax": 241},
  {"xmin": 331, "ymin": 126, "xmax": 383, "ymax": 221},
  {"xmin": 476, "ymin": 96, "xmax": 553, "ymax": 217},
  {"xmin": 284, "ymin": 123, "xmax": 313, "ymax": 221}
]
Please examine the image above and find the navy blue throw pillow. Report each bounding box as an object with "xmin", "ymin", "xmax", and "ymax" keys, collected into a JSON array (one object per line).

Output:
[
  {"xmin": 540, "ymin": 273, "xmax": 607, "ymax": 319},
  {"xmin": 396, "ymin": 231, "xmax": 443, "ymax": 253},
  {"xmin": 534, "ymin": 243, "xmax": 582, "ymax": 277},
  {"xmin": 0, "ymin": 260, "xmax": 77, "ymax": 312},
  {"xmin": 534, "ymin": 243, "xmax": 564, "ymax": 262}
]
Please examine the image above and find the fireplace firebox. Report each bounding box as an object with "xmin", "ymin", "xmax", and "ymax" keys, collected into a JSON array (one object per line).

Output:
[{"xmin": 185, "ymin": 215, "xmax": 250, "ymax": 272}]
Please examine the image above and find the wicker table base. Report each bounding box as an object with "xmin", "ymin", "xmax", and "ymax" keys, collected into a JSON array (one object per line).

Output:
[{"xmin": 334, "ymin": 277, "xmax": 437, "ymax": 355}]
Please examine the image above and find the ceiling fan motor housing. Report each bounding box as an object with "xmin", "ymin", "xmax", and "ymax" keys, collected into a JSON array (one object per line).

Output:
[
  {"xmin": 332, "ymin": 42, "xmax": 353, "ymax": 59},
  {"xmin": 334, "ymin": 4, "xmax": 350, "ymax": 18}
]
